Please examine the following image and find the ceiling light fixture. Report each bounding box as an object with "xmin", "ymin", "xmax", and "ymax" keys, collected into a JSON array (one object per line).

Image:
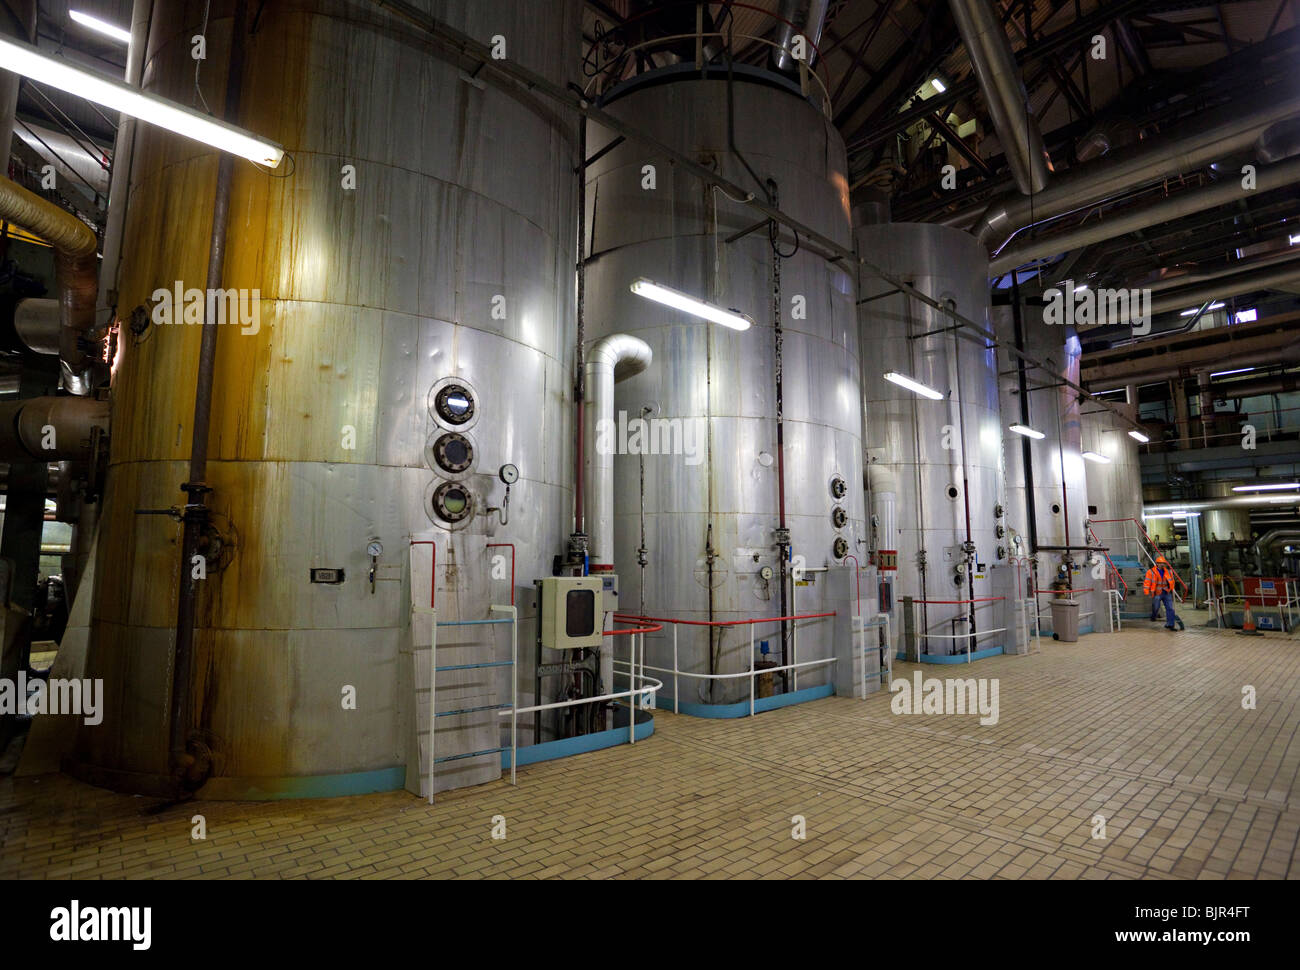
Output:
[
  {"xmin": 1232, "ymin": 482, "xmax": 1300, "ymax": 492},
  {"xmin": 883, "ymin": 371, "xmax": 944, "ymax": 400},
  {"xmin": 1127, "ymin": 430, "xmax": 1150, "ymax": 443},
  {"xmin": 1009, "ymin": 424, "xmax": 1045, "ymax": 439},
  {"xmin": 1081, "ymin": 451, "xmax": 1111, "ymax": 463},
  {"xmin": 630, "ymin": 278, "xmax": 752, "ymax": 331},
  {"xmin": 69, "ymin": 10, "xmax": 132, "ymax": 44},
  {"xmin": 0, "ymin": 34, "xmax": 284, "ymax": 166}
]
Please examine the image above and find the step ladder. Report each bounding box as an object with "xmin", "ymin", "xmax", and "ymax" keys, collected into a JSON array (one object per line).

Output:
[{"xmin": 410, "ymin": 541, "xmax": 518, "ymax": 803}]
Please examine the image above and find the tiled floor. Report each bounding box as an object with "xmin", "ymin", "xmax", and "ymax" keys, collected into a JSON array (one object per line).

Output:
[{"xmin": 3, "ymin": 619, "xmax": 1299, "ymax": 879}]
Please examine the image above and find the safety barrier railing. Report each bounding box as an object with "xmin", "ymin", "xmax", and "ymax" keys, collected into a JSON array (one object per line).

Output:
[
  {"xmin": 1106, "ymin": 589, "xmax": 1123, "ymax": 633},
  {"xmin": 530, "ymin": 619, "xmax": 665, "ymax": 745},
  {"xmin": 1206, "ymin": 578, "xmax": 1300, "ymax": 632},
  {"xmin": 582, "ymin": 2, "xmax": 834, "ymax": 118},
  {"xmin": 1032, "ymin": 587, "xmax": 1099, "ymax": 636},
  {"xmin": 904, "ymin": 597, "xmax": 1011, "ymax": 663},
  {"xmin": 613, "ymin": 611, "xmax": 837, "ymax": 716}
]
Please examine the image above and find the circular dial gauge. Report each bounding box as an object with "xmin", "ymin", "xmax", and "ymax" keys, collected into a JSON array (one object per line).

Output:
[
  {"xmin": 759, "ymin": 565, "xmax": 774, "ymax": 581},
  {"xmin": 499, "ymin": 463, "xmax": 519, "ymax": 485},
  {"xmin": 366, "ymin": 540, "xmax": 383, "ymax": 558}
]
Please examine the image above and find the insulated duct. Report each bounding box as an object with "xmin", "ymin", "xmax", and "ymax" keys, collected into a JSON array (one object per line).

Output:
[
  {"xmin": 11, "ymin": 297, "xmax": 59, "ymax": 354},
  {"xmin": 584, "ymin": 334, "xmax": 653, "ymax": 569},
  {"xmin": 0, "ymin": 176, "xmax": 99, "ymax": 394},
  {"xmin": 948, "ymin": 0, "xmax": 1051, "ymax": 195},
  {"xmin": 989, "ymin": 155, "xmax": 1300, "ymax": 275},
  {"xmin": 1252, "ymin": 529, "xmax": 1300, "ymax": 556},
  {"xmin": 972, "ymin": 92, "xmax": 1300, "ymax": 254},
  {"xmin": 0, "ymin": 396, "xmax": 109, "ymax": 462},
  {"xmin": 771, "ymin": 0, "xmax": 830, "ymax": 71}
]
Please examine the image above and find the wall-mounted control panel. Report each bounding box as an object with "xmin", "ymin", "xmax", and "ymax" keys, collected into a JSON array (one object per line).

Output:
[{"xmin": 539, "ymin": 576, "xmax": 603, "ymax": 650}]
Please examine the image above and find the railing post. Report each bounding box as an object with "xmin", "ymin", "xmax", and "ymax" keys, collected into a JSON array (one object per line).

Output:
[
  {"xmin": 749, "ymin": 622, "xmax": 755, "ymax": 717},
  {"xmin": 629, "ymin": 631, "xmax": 636, "ymax": 745},
  {"xmin": 673, "ymin": 624, "xmax": 679, "ymax": 714}
]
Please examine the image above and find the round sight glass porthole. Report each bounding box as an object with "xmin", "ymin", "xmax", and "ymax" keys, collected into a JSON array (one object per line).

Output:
[
  {"xmin": 432, "ymin": 482, "xmax": 474, "ymax": 523},
  {"xmin": 435, "ymin": 384, "xmax": 475, "ymax": 425},
  {"xmin": 432, "ymin": 432, "xmax": 474, "ymax": 474},
  {"xmin": 831, "ymin": 506, "xmax": 848, "ymax": 529}
]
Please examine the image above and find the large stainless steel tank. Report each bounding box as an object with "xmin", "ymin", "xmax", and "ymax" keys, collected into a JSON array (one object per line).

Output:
[
  {"xmin": 994, "ymin": 305, "xmax": 1094, "ymax": 619},
  {"xmin": 1081, "ymin": 409, "xmax": 1143, "ymax": 525},
  {"xmin": 75, "ymin": 0, "xmax": 580, "ymax": 797},
  {"xmin": 583, "ymin": 74, "xmax": 864, "ymax": 704},
  {"xmin": 857, "ymin": 224, "xmax": 1009, "ymax": 657}
]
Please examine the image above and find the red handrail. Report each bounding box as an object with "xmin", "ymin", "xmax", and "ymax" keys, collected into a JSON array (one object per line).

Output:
[
  {"xmin": 605, "ymin": 621, "xmax": 663, "ymax": 636},
  {"xmin": 614, "ymin": 610, "xmax": 835, "ymax": 628},
  {"xmin": 1087, "ymin": 526, "xmax": 1129, "ymax": 597},
  {"xmin": 907, "ymin": 596, "xmax": 1005, "ymax": 605},
  {"xmin": 1092, "ymin": 517, "xmax": 1190, "ymax": 599}
]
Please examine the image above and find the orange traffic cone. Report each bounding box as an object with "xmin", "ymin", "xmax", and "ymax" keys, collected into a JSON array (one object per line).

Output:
[{"xmin": 1238, "ymin": 601, "xmax": 1263, "ymax": 637}]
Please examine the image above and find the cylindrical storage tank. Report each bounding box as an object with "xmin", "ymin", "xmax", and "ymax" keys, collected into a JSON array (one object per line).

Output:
[
  {"xmin": 994, "ymin": 307, "xmax": 1093, "ymax": 620},
  {"xmin": 1081, "ymin": 407, "xmax": 1143, "ymax": 560},
  {"xmin": 858, "ymin": 224, "xmax": 1008, "ymax": 658},
  {"xmin": 1202, "ymin": 483, "xmax": 1253, "ymax": 541},
  {"xmin": 75, "ymin": 0, "xmax": 580, "ymax": 797},
  {"xmin": 583, "ymin": 74, "xmax": 864, "ymax": 705}
]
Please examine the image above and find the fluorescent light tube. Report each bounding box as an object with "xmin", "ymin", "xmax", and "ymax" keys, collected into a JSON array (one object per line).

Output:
[
  {"xmin": 1008, "ymin": 424, "xmax": 1045, "ymax": 439},
  {"xmin": 1127, "ymin": 430, "xmax": 1150, "ymax": 443},
  {"xmin": 1232, "ymin": 483, "xmax": 1300, "ymax": 492},
  {"xmin": 70, "ymin": 10, "xmax": 132, "ymax": 44},
  {"xmin": 930, "ymin": 78, "xmax": 946, "ymax": 93},
  {"xmin": 1211, "ymin": 367, "xmax": 1254, "ymax": 377},
  {"xmin": 630, "ymin": 278, "xmax": 752, "ymax": 331},
  {"xmin": 882, "ymin": 371, "xmax": 944, "ymax": 400},
  {"xmin": 1180, "ymin": 302, "xmax": 1225, "ymax": 316},
  {"xmin": 1081, "ymin": 451, "xmax": 1110, "ymax": 463},
  {"xmin": 0, "ymin": 34, "xmax": 284, "ymax": 167}
]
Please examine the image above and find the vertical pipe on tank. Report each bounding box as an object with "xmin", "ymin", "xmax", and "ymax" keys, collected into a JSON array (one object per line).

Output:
[
  {"xmin": 170, "ymin": 0, "xmax": 247, "ymax": 791},
  {"xmin": 1010, "ymin": 280, "xmax": 1038, "ymax": 553}
]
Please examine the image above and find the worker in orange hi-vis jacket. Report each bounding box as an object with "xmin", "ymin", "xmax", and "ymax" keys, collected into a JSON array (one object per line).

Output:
[{"xmin": 1143, "ymin": 556, "xmax": 1184, "ymax": 630}]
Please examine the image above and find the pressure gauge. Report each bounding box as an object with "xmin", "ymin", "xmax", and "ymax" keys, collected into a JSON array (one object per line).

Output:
[
  {"xmin": 759, "ymin": 565, "xmax": 774, "ymax": 581},
  {"xmin": 499, "ymin": 463, "xmax": 519, "ymax": 485},
  {"xmin": 366, "ymin": 539, "xmax": 383, "ymax": 558}
]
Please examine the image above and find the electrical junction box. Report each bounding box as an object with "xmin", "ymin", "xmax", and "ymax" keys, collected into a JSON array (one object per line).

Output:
[
  {"xmin": 540, "ymin": 576, "xmax": 603, "ymax": 650},
  {"xmin": 600, "ymin": 573, "xmax": 619, "ymax": 614}
]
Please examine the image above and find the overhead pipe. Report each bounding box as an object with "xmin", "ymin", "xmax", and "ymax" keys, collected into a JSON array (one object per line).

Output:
[
  {"xmin": 1252, "ymin": 529, "xmax": 1300, "ymax": 557},
  {"xmin": 989, "ymin": 155, "xmax": 1300, "ymax": 275},
  {"xmin": 0, "ymin": 176, "xmax": 99, "ymax": 393},
  {"xmin": 948, "ymin": 0, "xmax": 1051, "ymax": 195},
  {"xmin": 1212, "ymin": 373, "xmax": 1299, "ymax": 398},
  {"xmin": 771, "ymin": 0, "xmax": 830, "ymax": 72},
  {"xmin": 9, "ymin": 297, "xmax": 59, "ymax": 354},
  {"xmin": 0, "ymin": 396, "xmax": 109, "ymax": 462},
  {"xmin": 96, "ymin": 0, "xmax": 154, "ymax": 333},
  {"xmin": 971, "ymin": 91, "xmax": 1300, "ymax": 254},
  {"xmin": 1143, "ymin": 495, "xmax": 1300, "ymax": 515},
  {"xmin": 583, "ymin": 334, "xmax": 653, "ymax": 569}
]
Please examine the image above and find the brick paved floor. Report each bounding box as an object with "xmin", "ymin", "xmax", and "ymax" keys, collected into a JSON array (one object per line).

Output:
[{"xmin": 2, "ymin": 620, "xmax": 1298, "ymax": 879}]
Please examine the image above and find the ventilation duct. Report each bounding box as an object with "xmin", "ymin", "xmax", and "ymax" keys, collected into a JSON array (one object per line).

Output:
[
  {"xmin": 0, "ymin": 176, "xmax": 99, "ymax": 394},
  {"xmin": 948, "ymin": 0, "xmax": 1050, "ymax": 195},
  {"xmin": 972, "ymin": 90, "xmax": 1300, "ymax": 255},
  {"xmin": 771, "ymin": 0, "xmax": 830, "ymax": 71}
]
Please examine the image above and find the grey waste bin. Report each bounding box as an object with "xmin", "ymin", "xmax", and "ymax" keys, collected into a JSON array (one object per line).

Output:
[{"xmin": 1050, "ymin": 599, "xmax": 1080, "ymax": 642}]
